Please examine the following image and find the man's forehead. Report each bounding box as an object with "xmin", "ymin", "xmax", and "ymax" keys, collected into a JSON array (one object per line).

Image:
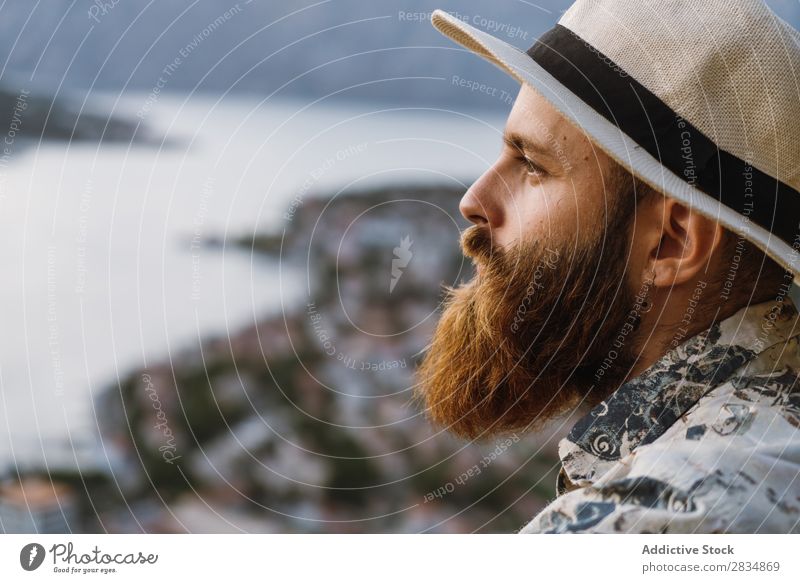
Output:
[
  {"xmin": 505, "ymin": 85, "xmax": 587, "ymax": 151},
  {"xmin": 503, "ymin": 84, "xmax": 601, "ymax": 175}
]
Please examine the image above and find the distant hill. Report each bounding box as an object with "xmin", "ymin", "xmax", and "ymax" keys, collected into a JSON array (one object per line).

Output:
[
  {"xmin": 0, "ymin": 0, "xmax": 563, "ymax": 110},
  {"xmin": 1, "ymin": 0, "xmax": 797, "ymax": 123}
]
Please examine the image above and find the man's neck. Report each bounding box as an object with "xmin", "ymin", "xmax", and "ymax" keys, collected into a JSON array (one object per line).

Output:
[{"xmin": 624, "ymin": 284, "xmax": 779, "ymax": 383}]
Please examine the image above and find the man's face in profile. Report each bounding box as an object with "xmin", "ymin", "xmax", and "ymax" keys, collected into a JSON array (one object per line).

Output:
[{"xmin": 416, "ymin": 84, "xmax": 648, "ymax": 440}]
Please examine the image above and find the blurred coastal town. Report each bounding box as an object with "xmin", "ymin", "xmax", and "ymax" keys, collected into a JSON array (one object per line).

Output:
[{"xmin": 1, "ymin": 182, "xmax": 567, "ymax": 533}]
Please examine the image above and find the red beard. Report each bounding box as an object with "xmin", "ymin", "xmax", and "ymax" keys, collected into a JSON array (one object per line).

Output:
[{"xmin": 415, "ymin": 203, "xmax": 645, "ymax": 441}]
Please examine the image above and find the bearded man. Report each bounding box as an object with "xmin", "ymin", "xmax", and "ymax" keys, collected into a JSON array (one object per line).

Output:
[{"xmin": 417, "ymin": 0, "xmax": 800, "ymax": 533}]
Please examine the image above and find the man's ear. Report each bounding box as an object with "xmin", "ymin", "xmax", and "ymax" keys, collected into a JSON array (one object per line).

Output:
[{"xmin": 644, "ymin": 197, "xmax": 725, "ymax": 288}]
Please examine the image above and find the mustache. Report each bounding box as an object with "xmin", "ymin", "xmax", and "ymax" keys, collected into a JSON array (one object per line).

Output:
[
  {"xmin": 460, "ymin": 225, "xmax": 500, "ymax": 265},
  {"xmin": 460, "ymin": 225, "xmax": 541, "ymax": 281}
]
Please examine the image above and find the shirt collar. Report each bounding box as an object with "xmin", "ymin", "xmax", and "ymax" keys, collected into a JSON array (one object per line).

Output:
[{"xmin": 557, "ymin": 294, "xmax": 800, "ymax": 490}]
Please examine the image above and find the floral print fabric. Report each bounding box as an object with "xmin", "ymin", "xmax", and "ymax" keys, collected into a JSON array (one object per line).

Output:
[{"xmin": 520, "ymin": 297, "xmax": 800, "ymax": 533}]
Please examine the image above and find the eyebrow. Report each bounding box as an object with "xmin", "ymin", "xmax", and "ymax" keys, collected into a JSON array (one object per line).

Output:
[{"xmin": 502, "ymin": 130, "xmax": 555, "ymax": 161}]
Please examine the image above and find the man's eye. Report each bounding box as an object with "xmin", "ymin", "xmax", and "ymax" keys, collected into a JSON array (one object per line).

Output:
[{"xmin": 521, "ymin": 156, "xmax": 545, "ymax": 177}]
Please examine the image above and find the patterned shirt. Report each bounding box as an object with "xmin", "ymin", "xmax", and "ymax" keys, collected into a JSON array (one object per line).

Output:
[{"xmin": 520, "ymin": 296, "xmax": 800, "ymax": 533}]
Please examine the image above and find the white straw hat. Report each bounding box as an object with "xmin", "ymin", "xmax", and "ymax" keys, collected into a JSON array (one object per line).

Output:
[{"xmin": 431, "ymin": 0, "xmax": 800, "ymax": 286}]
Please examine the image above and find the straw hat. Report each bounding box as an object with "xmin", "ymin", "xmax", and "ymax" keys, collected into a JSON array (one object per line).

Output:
[{"xmin": 431, "ymin": 0, "xmax": 800, "ymax": 286}]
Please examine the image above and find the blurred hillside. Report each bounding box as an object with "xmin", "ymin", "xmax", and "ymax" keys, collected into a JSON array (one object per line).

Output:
[
  {"xmin": 1, "ymin": 0, "xmax": 797, "ymax": 111},
  {"xmin": 1, "ymin": 1, "xmax": 797, "ymax": 111},
  {"xmin": 3, "ymin": 0, "xmax": 797, "ymax": 140},
  {"xmin": 0, "ymin": 83, "xmax": 163, "ymax": 145},
  {"xmin": 0, "ymin": 0, "xmax": 564, "ymax": 110},
  {"xmin": 92, "ymin": 184, "xmax": 570, "ymax": 533}
]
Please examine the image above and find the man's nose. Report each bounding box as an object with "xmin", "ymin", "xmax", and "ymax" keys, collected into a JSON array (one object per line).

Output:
[{"xmin": 459, "ymin": 168, "xmax": 503, "ymax": 228}]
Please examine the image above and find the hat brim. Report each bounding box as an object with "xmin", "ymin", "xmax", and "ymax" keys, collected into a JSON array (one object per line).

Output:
[{"xmin": 431, "ymin": 9, "xmax": 800, "ymax": 287}]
